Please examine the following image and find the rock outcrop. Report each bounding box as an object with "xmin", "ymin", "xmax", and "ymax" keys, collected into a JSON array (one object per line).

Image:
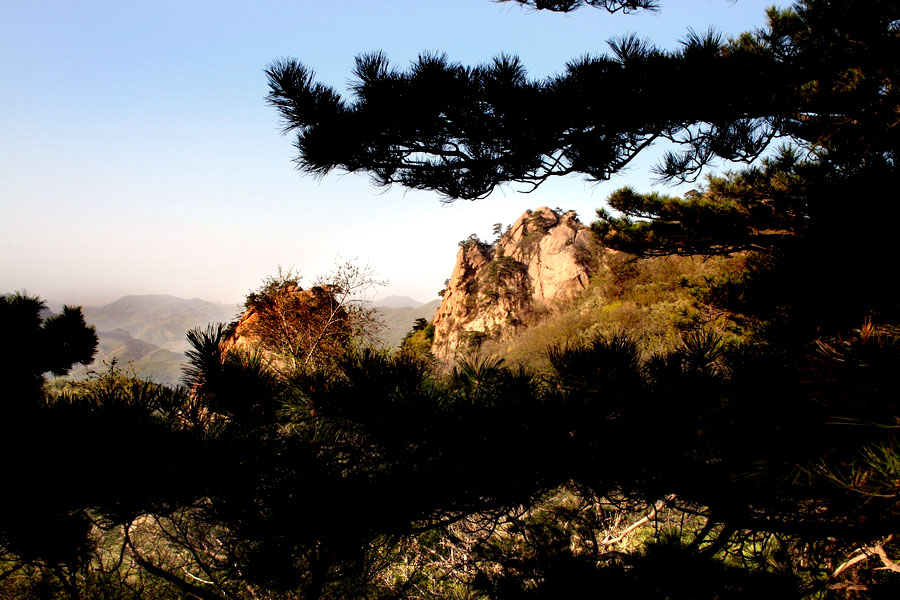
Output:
[
  {"xmin": 222, "ymin": 285, "xmax": 350, "ymax": 373},
  {"xmin": 431, "ymin": 207, "xmax": 605, "ymax": 362}
]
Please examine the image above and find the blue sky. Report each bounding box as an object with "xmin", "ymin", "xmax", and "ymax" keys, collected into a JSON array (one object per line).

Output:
[{"xmin": 1, "ymin": 0, "xmax": 776, "ymax": 306}]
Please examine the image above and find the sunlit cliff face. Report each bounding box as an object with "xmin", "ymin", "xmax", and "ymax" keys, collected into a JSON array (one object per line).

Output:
[{"xmin": 431, "ymin": 207, "xmax": 608, "ymax": 362}]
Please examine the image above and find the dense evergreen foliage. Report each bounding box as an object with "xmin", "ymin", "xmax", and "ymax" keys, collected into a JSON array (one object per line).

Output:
[
  {"xmin": 5, "ymin": 302, "xmax": 900, "ymax": 596},
  {"xmin": 265, "ymin": 0, "xmax": 897, "ymax": 199}
]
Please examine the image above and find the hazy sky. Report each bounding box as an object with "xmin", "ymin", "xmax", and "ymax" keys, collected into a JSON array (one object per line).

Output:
[{"xmin": 1, "ymin": 0, "xmax": 776, "ymax": 306}]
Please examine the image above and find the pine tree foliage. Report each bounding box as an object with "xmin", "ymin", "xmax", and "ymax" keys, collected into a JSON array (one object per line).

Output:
[
  {"xmin": 1, "ymin": 293, "xmax": 98, "ymax": 402},
  {"xmin": 592, "ymin": 148, "xmax": 810, "ymax": 257},
  {"xmin": 5, "ymin": 302, "xmax": 900, "ymax": 595},
  {"xmin": 496, "ymin": 0, "xmax": 659, "ymax": 13},
  {"xmin": 266, "ymin": 0, "xmax": 898, "ymax": 200}
]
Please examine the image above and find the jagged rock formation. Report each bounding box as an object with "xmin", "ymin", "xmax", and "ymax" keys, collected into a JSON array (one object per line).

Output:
[{"xmin": 431, "ymin": 207, "xmax": 605, "ymax": 362}]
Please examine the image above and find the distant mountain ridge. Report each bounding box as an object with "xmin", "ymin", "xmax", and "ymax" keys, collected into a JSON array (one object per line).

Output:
[
  {"xmin": 42, "ymin": 294, "xmax": 239, "ymax": 387},
  {"xmin": 82, "ymin": 294, "xmax": 239, "ymax": 353},
  {"xmin": 374, "ymin": 300, "xmax": 442, "ymax": 349},
  {"xmin": 372, "ymin": 295, "xmax": 426, "ymax": 309}
]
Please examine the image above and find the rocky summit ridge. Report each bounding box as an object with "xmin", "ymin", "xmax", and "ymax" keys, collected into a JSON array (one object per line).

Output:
[{"xmin": 431, "ymin": 207, "xmax": 607, "ymax": 362}]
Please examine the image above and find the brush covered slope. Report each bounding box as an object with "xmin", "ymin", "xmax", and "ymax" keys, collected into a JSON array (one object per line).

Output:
[{"xmin": 429, "ymin": 206, "xmax": 749, "ymax": 367}]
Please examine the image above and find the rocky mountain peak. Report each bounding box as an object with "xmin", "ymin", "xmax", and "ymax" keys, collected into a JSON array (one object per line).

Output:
[{"xmin": 431, "ymin": 207, "xmax": 605, "ymax": 362}]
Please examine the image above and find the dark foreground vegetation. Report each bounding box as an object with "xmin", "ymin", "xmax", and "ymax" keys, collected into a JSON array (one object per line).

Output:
[
  {"xmin": 3, "ymin": 0, "xmax": 899, "ymax": 597},
  {"xmin": 5, "ymin": 290, "xmax": 900, "ymax": 598}
]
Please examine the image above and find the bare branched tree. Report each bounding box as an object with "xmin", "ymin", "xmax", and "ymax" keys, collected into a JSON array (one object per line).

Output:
[{"xmin": 233, "ymin": 260, "xmax": 386, "ymax": 375}]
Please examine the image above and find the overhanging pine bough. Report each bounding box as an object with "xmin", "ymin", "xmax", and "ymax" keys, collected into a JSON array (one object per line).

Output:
[
  {"xmin": 265, "ymin": 45, "xmax": 783, "ymax": 200},
  {"xmin": 265, "ymin": 1, "xmax": 898, "ymax": 201}
]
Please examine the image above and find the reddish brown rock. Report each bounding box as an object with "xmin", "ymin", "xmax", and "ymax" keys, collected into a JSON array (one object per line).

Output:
[{"xmin": 222, "ymin": 285, "xmax": 350, "ymax": 373}]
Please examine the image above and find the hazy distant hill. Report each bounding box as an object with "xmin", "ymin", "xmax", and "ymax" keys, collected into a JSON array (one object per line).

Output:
[
  {"xmin": 372, "ymin": 295, "xmax": 426, "ymax": 309},
  {"xmin": 83, "ymin": 295, "xmax": 239, "ymax": 353},
  {"xmin": 374, "ymin": 300, "xmax": 441, "ymax": 349},
  {"xmin": 42, "ymin": 299, "xmax": 66, "ymax": 315},
  {"xmin": 65, "ymin": 329, "xmax": 187, "ymax": 387}
]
